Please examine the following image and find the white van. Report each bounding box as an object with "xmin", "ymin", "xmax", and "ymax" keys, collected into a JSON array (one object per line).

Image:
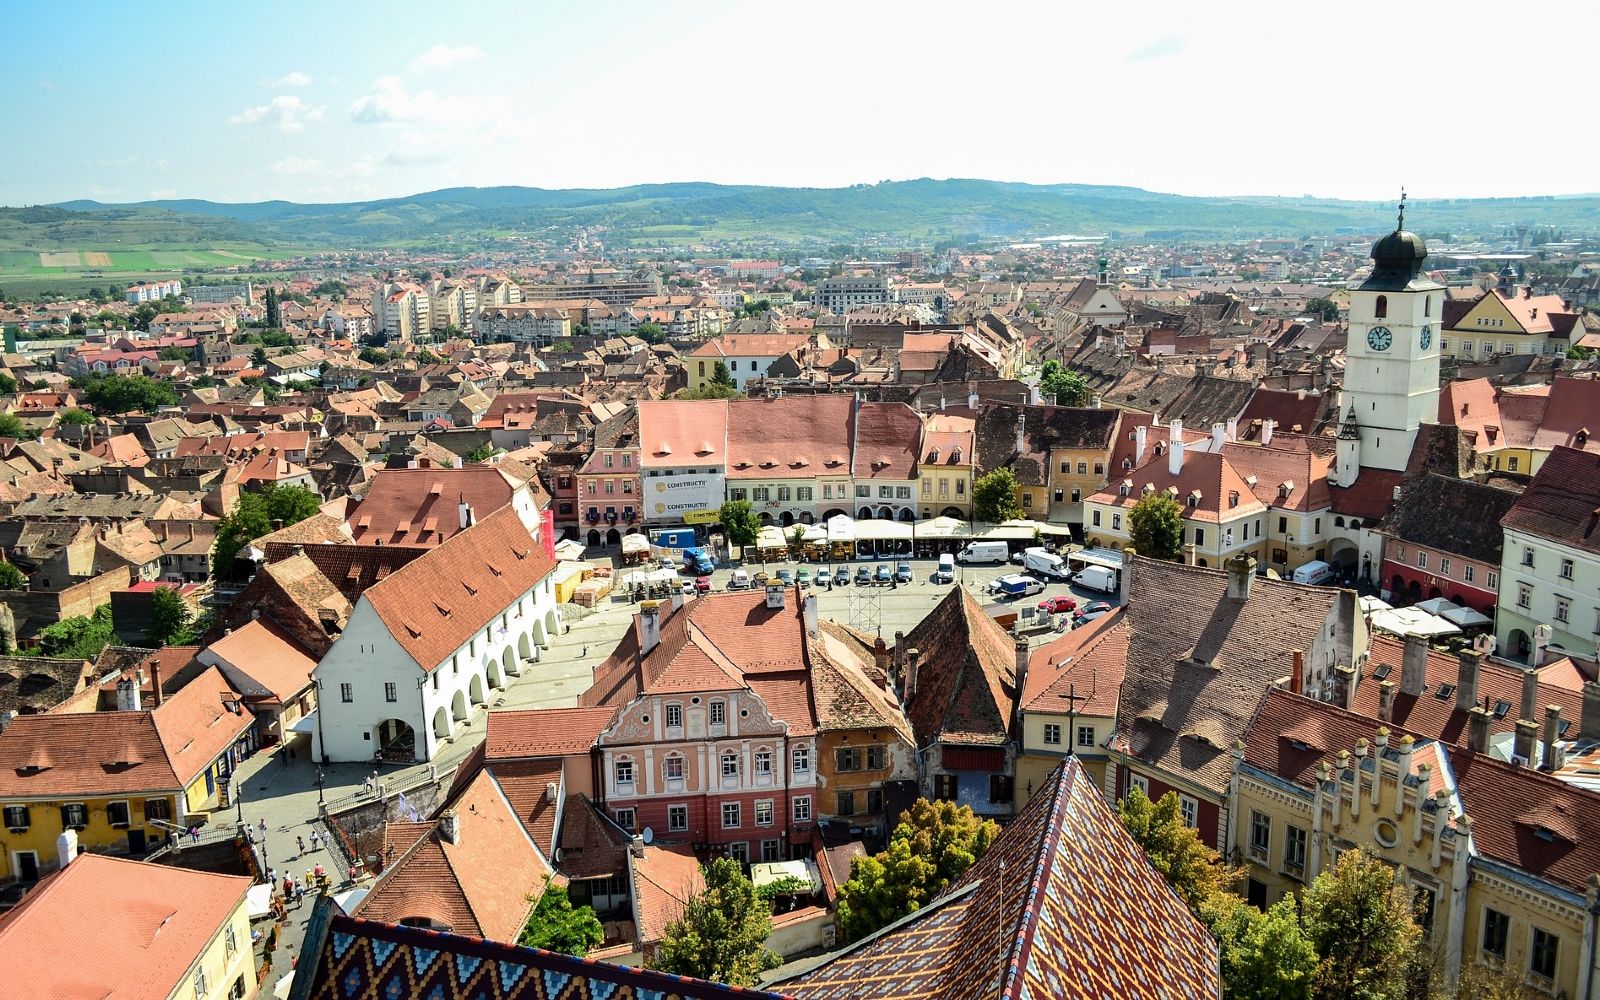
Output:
[
  {"xmin": 1291, "ymin": 560, "xmax": 1336, "ymax": 586},
  {"xmin": 956, "ymin": 541, "xmax": 1009, "ymax": 565},
  {"xmin": 727, "ymin": 569, "xmax": 752, "ymax": 590},
  {"xmin": 1071, "ymin": 565, "xmax": 1119, "ymax": 593},
  {"xmin": 1022, "ymin": 548, "xmax": 1068, "ymax": 580},
  {"xmin": 933, "ymin": 553, "xmax": 955, "ymax": 583}
]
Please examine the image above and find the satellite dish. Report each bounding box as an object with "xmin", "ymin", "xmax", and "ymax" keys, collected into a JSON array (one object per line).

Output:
[{"xmin": 642, "ymin": 827, "xmax": 654, "ymax": 844}]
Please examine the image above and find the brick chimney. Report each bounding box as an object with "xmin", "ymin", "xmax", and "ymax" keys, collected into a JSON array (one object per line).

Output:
[
  {"xmin": 639, "ymin": 602, "xmax": 662, "ymax": 657},
  {"xmin": 1400, "ymin": 635, "xmax": 1428, "ymax": 697},
  {"xmin": 1014, "ymin": 411, "xmax": 1026, "ymax": 455},
  {"xmin": 1467, "ymin": 706, "xmax": 1491, "ymax": 754},
  {"xmin": 1289, "ymin": 649, "xmax": 1304, "ymax": 696},
  {"xmin": 1455, "ymin": 649, "xmax": 1481, "ymax": 714},
  {"xmin": 906, "ymin": 648, "xmax": 922, "ymax": 700},
  {"xmin": 1513, "ymin": 718, "xmax": 1539, "ymax": 766},
  {"xmin": 148, "ymin": 655, "xmax": 163, "ymax": 708},
  {"xmin": 439, "ymin": 809, "xmax": 460, "ymax": 845},
  {"xmin": 1013, "ymin": 633, "xmax": 1030, "ymax": 735},
  {"xmin": 1119, "ymin": 547, "xmax": 1135, "ymax": 606},
  {"xmin": 1261, "ymin": 419, "xmax": 1275, "ymax": 446},
  {"xmin": 1377, "ymin": 680, "xmax": 1397, "ymax": 723},
  {"xmin": 1333, "ymin": 663, "xmax": 1358, "ymax": 710},
  {"xmin": 1225, "ymin": 553, "xmax": 1256, "ymax": 601},
  {"xmin": 1519, "ymin": 668, "xmax": 1539, "ymax": 726},
  {"xmin": 1542, "ymin": 705, "xmax": 1564, "ymax": 771}
]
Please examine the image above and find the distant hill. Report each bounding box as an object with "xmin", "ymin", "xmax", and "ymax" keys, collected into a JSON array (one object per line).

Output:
[{"xmin": 18, "ymin": 179, "xmax": 1600, "ymax": 250}]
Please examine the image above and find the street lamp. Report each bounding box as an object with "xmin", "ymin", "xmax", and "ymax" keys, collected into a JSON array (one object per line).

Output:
[
  {"xmin": 234, "ymin": 774, "xmax": 243, "ymax": 827},
  {"xmin": 316, "ymin": 769, "xmax": 325, "ymax": 806}
]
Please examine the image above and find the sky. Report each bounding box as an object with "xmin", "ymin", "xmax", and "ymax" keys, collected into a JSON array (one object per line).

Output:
[{"xmin": 5, "ymin": 0, "xmax": 1595, "ymax": 206}]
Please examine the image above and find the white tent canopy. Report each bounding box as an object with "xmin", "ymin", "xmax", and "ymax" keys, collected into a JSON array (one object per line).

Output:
[
  {"xmin": 1369, "ymin": 606, "xmax": 1461, "ymax": 638},
  {"xmin": 1442, "ymin": 605, "xmax": 1493, "ymax": 628},
  {"xmin": 800, "ymin": 524, "xmax": 829, "ymax": 543},
  {"xmin": 1415, "ymin": 597, "xmax": 1461, "ymax": 616},
  {"xmin": 826, "ymin": 514, "xmax": 857, "ymax": 542},
  {"xmin": 755, "ymin": 525, "xmax": 789, "ymax": 550},
  {"xmin": 246, "ymin": 883, "xmax": 274, "ymax": 920},
  {"xmin": 853, "ymin": 518, "xmax": 913, "ymax": 540},
  {"xmin": 997, "ymin": 518, "xmax": 1074, "ymax": 538},
  {"xmin": 621, "ymin": 533, "xmax": 650, "ymax": 556},
  {"xmin": 1360, "ymin": 595, "xmax": 1394, "ymax": 614},
  {"xmin": 913, "ymin": 516, "xmax": 972, "ymax": 539}
]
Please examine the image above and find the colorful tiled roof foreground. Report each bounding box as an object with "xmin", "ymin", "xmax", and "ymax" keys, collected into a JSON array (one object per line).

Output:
[
  {"xmin": 290, "ymin": 905, "xmax": 795, "ymax": 1000},
  {"xmin": 770, "ymin": 757, "xmax": 1220, "ymax": 1000}
]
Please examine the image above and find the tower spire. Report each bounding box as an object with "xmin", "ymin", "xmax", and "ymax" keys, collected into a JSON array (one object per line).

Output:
[{"xmin": 1397, "ymin": 188, "xmax": 1407, "ymax": 231}]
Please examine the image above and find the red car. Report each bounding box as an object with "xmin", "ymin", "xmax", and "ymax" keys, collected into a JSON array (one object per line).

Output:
[
  {"xmin": 1038, "ymin": 595, "xmax": 1078, "ymax": 614},
  {"xmin": 695, "ymin": 576, "xmax": 713, "ymax": 594}
]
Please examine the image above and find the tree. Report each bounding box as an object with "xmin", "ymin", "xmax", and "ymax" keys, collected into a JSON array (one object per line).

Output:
[
  {"xmin": 0, "ymin": 413, "xmax": 36, "ymax": 440},
  {"xmin": 144, "ymin": 585, "xmax": 193, "ymax": 647},
  {"xmin": 971, "ymin": 467, "xmax": 1021, "ymax": 523},
  {"xmin": 836, "ymin": 798, "xmax": 999, "ymax": 943},
  {"xmin": 158, "ymin": 346, "xmax": 192, "ymax": 361},
  {"xmin": 58, "ymin": 408, "xmax": 94, "ymax": 426},
  {"xmin": 213, "ymin": 484, "xmax": 323, "ymax": 572},
  {"xmin": 519, "ymin": 879, "xmax": 603, "ymax": 956},
  {"xmin": 1128, "ymin": 491, "xmax": 1184, "ymax": 560},
  {"xmin": 264, "ymin": 288, "xmax": 280, "ymax": 328},
  {"xmin": 677, "ymin": 384, "xmax": 741, "ymax": 400},
  {"xmin": 131, "ymin": 303, "xmax": 159, "ymax": 331},
  {"xmin": 0, "ymin": 371, "xmax": 15, "ymax": 395},
  {"xmin": 358, "ymin": 347, "xmax": 390, "ymax": 365},
  {"xmin": 465, "ymin": 442, "xmax": 497, "ymax": 463},
  {"xmin": 652, "ymin": 858, "xmax": 780, "ymax": 987},
  {"xmin": 719, "ymin": 499, "xmax": 761, "ymax": 549},
  {"xmin": 1301, "ymin": 848, "xmax": 1422, "ymax": 1000},
  {"xmin": 635, "ymin": 321, "xmax": 667, "ymax": 345},
  {"xmin": 77, "ymin": 374, "xmax": 179, "ymax": 415},
  {"xmin": 0, "ymin": 560, "xmax": 25, "ymax": 590},
  {"xmin": 250, "ymin": 346, "xmax": 269, "ymax": 367},
  {"xmin": 1306, "ymin": 297, "xmax": 1340, "ymax": 322},
  {"xmin": 1039, "ymin": 360, "xmax": 1091, "ymax": 407},
  {"xmin": 710, "ymin": 360, "xmax": 735, "ymax": 388},
  {"xmin": 29, "ymin": 604, "xmax": 115, "ymax": 660},
  {"xmin": 1210, "ymin": 895, "xmax": 1318, "ymax": 1000},
  {"xmin": 1115, "ymin": 786, "xmax": 1240, "ymax": 916}
]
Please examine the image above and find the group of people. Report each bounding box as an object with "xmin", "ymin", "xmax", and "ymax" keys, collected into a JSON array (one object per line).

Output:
[{"xmin": 269, "ymin": 863, "xmax": 327, "ymax": 907}]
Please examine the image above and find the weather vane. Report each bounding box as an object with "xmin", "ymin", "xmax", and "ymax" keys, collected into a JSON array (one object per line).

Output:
[{"xmin": 1397, "ymin": 188, "xmax": 1407, "ymax": 230}]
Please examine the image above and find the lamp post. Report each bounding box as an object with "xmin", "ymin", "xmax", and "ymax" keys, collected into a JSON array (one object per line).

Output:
[
  {"xmin": 316, "ymin": 769, "xmax": 325, "ymax": 806},
  {"xmin": 234, "ymin": 774, "xmax": 243, "ymax": 826}
]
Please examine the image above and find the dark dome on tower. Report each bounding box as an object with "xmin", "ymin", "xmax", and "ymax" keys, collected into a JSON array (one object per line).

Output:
[{"xmin": 1371, "ymin": 229, "xmax": 1428, "ymax": 266}]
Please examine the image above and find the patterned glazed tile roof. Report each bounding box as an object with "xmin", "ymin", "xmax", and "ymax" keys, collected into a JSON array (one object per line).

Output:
[
  {"xmin": 293, "ymin": 909, "xmax": 792, "ymax": 1000},
  {"xmin": 771, "ymin": 758, "xmax": 1220, "ymax": 1000}
]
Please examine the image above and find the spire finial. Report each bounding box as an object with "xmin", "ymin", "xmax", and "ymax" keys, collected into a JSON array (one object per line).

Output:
[{"xmin": 1397, "ymin": 188, "xmax": 1407, "ymax": 231}]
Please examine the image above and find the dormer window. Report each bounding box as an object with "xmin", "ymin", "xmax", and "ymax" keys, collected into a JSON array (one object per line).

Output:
[
  {"xmin": 1228, "ymin": 490, "xmax": 1240, "ymax": 508},
  {"xmin": 1186, "ymin": 494, "xmax": 1199, "ymax": 509}
]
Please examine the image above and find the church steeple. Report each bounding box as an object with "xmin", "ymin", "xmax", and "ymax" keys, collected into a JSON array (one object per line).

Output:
[{"xmin": 1335, "ymin": 406, "xmax": 1362, "ymax": 486}]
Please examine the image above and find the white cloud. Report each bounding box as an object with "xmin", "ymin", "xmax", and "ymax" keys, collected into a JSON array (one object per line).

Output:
[
  {"xmin": 348, "ymin": 76, "xmax": 428, "ymax": 124},
  {"xmin": 148, "ymin": 188, "xmax": 178, "ymax": 199},
  {"xmin": 262, "ymin": 70, "xmax": 314, "ymax": 88},
  {"xmin": 269, "ymin": 156, "xmax": 325, "ymax": 175},
  {"xmin": 334, "ymin": 157, "xmax": 379, "ymax": 180},
  {"xmin": 229, "ymin": 95, "xmax": 324, "ymax": 133},
  {"xmin": 382, "ymin": 131, "xmax": 455, "ymax": 167},
  {"xmin": 408, "ymin": 44, "xmax": 486, "ymax": 72}
]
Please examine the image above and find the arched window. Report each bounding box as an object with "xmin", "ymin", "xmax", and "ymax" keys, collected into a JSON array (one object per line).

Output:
[
  {"xmin": 1374, "ymin": 295, "xmax": 1388, "ymax": 319},
  {"xmin": 1424, "ymin": 296, "xmax": 1432, "ymax": 318}
]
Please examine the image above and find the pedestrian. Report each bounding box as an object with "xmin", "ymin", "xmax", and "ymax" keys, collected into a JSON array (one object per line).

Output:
[
  {"xmin": 189, "ymin": 825, "xmax": 200, "ymax": 844},
  {"xmin": 310, "ymin": 830, "xmax": 321, "ymax": 852},
  {"xmin": 304, "ymin": 868, "xmax": 313, "ymax": 891},
  {"xmin": 282, "ymin": 873, "xmax": 294, "ymax": 897},
  {"xmin": 296, "ymin": 835, "xmax": 305, "ymax": 856},
  {"xmin": 267, "ymin": 867, "xmax": 276, "ymax": 887},
  {"xmin": 294, "ymin": 880, "xmax": 305, "ymax": 905},
  {"xmin": 288, "ymin": 745, "xmax": 296, "ymax": 761},
  {"xmin": 314, "ymin": 862, "xmax": 326, "ymax": 883},
  {"xmin": 258, "ymin": 818, "xmax": 267, "ymax": 839},
  {"xmin": 581, "ymin": 644, "xmax": 588, "ymax": 657},
  {"xmin": 245, "ymin": 825, "xmax": 255, "ymax": 844}
]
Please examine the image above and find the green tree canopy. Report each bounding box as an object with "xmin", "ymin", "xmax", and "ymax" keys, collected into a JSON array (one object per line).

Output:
[
  {"xmin": 1301, "ymin": 848, "xmax": 1422, "ymax": 1000},
  {"xmin": 144, "ymin": 585, "xmax": 193, "ymax": 647},
  {"xmin": 719, "ymin": 499, "xmax": 761, "ymax": 549},
  {"xmin": 1115, "ymin": 785, "xmax": 1240, "ymax": 916},
  {"xmin": 29, "ymin": 605, "xmax": 115, "ymax": 660},
  {"xmin": 0, "ymin": 560, "xmax": 26, "ymax": 590},
  {"xmin": 58, "ymin": 407, "xmax": 95, "ymax": 426},
  {"xmin": 972, "ymin": 467, "xmax": 1021, "ymax": 523},
  {"xmin": 264, "ymin": 288, "xmax": 280, "ymax": 328},
  {"xmin": 1128, "ymin": 491, "xmax": 1184, "ymax": 560},
  {"xmin": 213, "ymin": 484, "xmax": 323, "ymax": 572},
  {"xmin": 465, "ymin": 442, "xmax": 497, "ymax": 463},
  {"xmin": 1210, "ymin": 895, "xmax": 1318, "ymax": 1000},
  {"xmin": 651, "ymin": 857, "xmax": 780, "ymax": 987},
  {"xmin": 519, "ymin": 879, "xmax": 603, "ymax": 956},
  {"xmin": 1039, "ymin": 360, "xmax": 1092, "ymax": 407},
  {"xmin": 358, "ymin": 347, "xmax": 390, "ymax": 365},
  {"xmin": 677, "ymin": 384, "xmax": 741, "ymax": 400},
  {"xmin": 0, "ymin": 413, "xmax": 37, "ymax": 440},
  {"xmin": 635, "ymin": 321, "xmax": 667, "ymax": 345},
  {"xmin": 76, "ymin": 373, "xmax": 179, "ymax": 415},
  {"xmin": 836, "ymin": 798, "xmax": 999, "ymax": 943},
  {"xmin": 710, "ymin": 360, "xmax": 735, "ymax": 388},
  {"xmin": 1306, "ymin": 297, "xmax": 1340, "ymax": 322},
  {"xmin": 0, "ymin": 371, "xmax": 16, "ymax": 394}
]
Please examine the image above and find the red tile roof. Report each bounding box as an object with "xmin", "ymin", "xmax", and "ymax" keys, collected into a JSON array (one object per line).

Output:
[
  {"xmin": 1501, "ymin": 446, "xmax": 1600, "ymax": 556},
  {"xmin": 726, "ymin": 396, "xmax": 853, "ymax": 480},
  {"xmin": 637, "ymin": 399, "xmax": 729, "ymax": 468},
  {"xmin": 201, "ymin": 618, "xmax": 316, "ymax": 702},
  {"xmin": 851, "ymin": 401, "xmax": 922, "ymax": 480},
  {"xmin": 1021, "ymin": 610, "xmax": 1127, "ymax": 715},
  {"xmin": 485, "ymin": 706, "xmax": 617, "ymax": 760},
  {"xmin": 901, "ymin": 587, "xmax": 1018, "ymax": 747},
  {"xmin": 347, "ymin": 466, "xmax": 522, "ymax": 546},
  {"xmin": 487, "ymin": 758, "xmax": 564, "ymax": 855},
  {"xmin": 362, "ymin": 504, "xmax": 556, "ymax": 671}
]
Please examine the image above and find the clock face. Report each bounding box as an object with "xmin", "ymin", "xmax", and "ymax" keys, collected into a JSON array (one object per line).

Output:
[
  {"xmin": 1420, "ymin": 325, "xmax": 1432, "ymax": 350},
  {"xmin": 1367, "ymin": 326, "xmax": 1393, "ymax": 352}
]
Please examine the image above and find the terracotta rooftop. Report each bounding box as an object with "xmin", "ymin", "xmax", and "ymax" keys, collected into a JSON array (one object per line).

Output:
[
  {"xmin": 347, "ymin": 466, "xmax": 523, "ymax": 546},
  {"xmin": 485, "ymin": 706, "xmax": 618, "ymax": 760},
  {"xmin": 725, "ymin": 396, "xmax": 852, "ymax": 479},
  {"xmin": 1021, "ymin": 610, "xmax": 1127, "ymax": 716},
  {"xmin": 900, "ymin": 587, "xmax": 1018, "ymax": 748},
  {"xmin": 200, "ymin": 618, "xmax": 317, "ymax": 702},
  {"xmin": 1502, "ymin": 446, "xmax": 1600, "ymax": 556}
]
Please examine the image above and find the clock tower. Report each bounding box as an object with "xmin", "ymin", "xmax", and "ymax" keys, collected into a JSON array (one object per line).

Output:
[{"xmin": 1340, "ymin": 195, "xmax": 1443, "ymax": 479}]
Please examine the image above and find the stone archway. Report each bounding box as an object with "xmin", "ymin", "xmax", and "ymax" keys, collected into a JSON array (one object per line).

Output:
[
  {"xmin": 517, "ymin": 632, "xmax": 532, "ymax": 667},
  {"xmin": 1407, "ymin": 579, "xmax": 1423, "ymax": 604},
  {"xmin": 586, "ymin": 529, "xmax": 601, "ymax": 547},
  {"xmin": 544, "ymin": 609, "xmax": 560, "ymax": 643},
  {"xmin": 469, "ymin": 673, "xmax": 486, "ymax": 705},
  {"xmin": 823, "ymin": 509, "xmax": 847, "ymax": 520},
  {"xmin": 488, "ymin": 655, "xmax": 505, "ymax": 690},
  {"xmin": 780, "ymin": 511, "xmax": 794, "ymax": 527},
  {"xmin": 1329, "ymin": 539, "xmax": 1359, "ymax": 573},
  {"xmin": 758, "ymin": 512, "xmax": 773, "ymax": 525},
  {"xmin": 857, "ymin": 507, "xmax": 872, "ymax": 519},
  {"xmin": 898, "ymin": 508, "xmax": 915, "ymax": 523},
  {"xmin": 940, "ymin": 506, "xmax": 963, "ymax": 519},
  {"xmin": 375, "ymin": 718, "xmax": 416, "ymax": 757},
  {"xmin": 1391, "ymin": 575, "xmax": 1406, "ymax": 599},
  {"xmin": 800, "ymin": 512, "xmax": 814, "ymax": 524},
  {"xmin": 433, "ymin": 707, "xmax": 451, "ymax": 740},
  {"xmin": 451, "ymin": 690, "xmax": 468, "ymax": 722},
  {"xmin": 1508, "ymin": 628, "xmax": 1531, "ymax": 662},
  {"xmin": 501, "ymin": 646, "xmax": 515, "ymax": 681},
  {"xmin": 605, "ymin": 528, "xmax": 621, "ymax": 546}
]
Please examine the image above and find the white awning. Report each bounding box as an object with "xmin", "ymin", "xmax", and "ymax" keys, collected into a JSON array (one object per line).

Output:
[
  {"xmin": 749, "ymin": 859, "xmax": 822, "ymax": 894},
  {"xmin": 801, "ymin": 524, "xmax": 829, "ymax": 543},
  {"xmin": 247, "ymin": 883, "xmax": 274, "ymax": 919},
  {"xmin": 1442, "ymin": 606, "xmax": 1493, "ymax": 628},
  {"xmin": 289, "ymin": 711, "xmax": 318, "ymax": 735},
  {"xmin": 1359, "ymin": 595, "xmax": 1393, "ymax": 614},
  {"xmin": 852, "ymin": 518, "xmax": 913, "ymax": 540},
  {"xmin": 621, "ymin": 533, "xmax": 650, "ymax": 555},
  {"xmin": 1415, "ymin": 597, "xmax": 1461, "ymax": 616},
  {"xmin": 1070, "ymin": 546, "xmax": 1126, "ymax": 570},
  {"xmin": 999, "ymin": 518, "xmax": 1073, "ymax": 537},
  {"xmin": 913, "ymin": 516, "xmax": 972, "ymax": 539},
  {"xmin": 826, "ymin": 514, "xmax": 856, "ymax": 542},
  {"xmin": 1368, "ymin": 606, "xmax": 1460, "ymax": 638},
  {"xmin": 756, "ymin": 525, "xmax": 789, "ymax": 550}
]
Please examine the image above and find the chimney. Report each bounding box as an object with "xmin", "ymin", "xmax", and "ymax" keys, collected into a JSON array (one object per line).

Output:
[
  {"xmin": 56, "ymin": 829, "xmax": 77, "ymax": 870},
  {"xmin": 1225, "ymin": 553, "xmax": 1256, "ymax": 601},
  {"xmin": 1134, "ymin": 424, "xmax": 1147, "ymax": 466},
  {"xmin": 873, "ymin": 636, "xmax": 890, "ymax": 677},
  {"xmin": 1225, "ymin": 417, "xmax": 1238, "ymax": 442},
  {"xmin": 545, "ymin": 781, "xmax": 559, "ymax": 804},
  {"xmin": 639, "ymin": 602, "xmax": 662, "ymax": 656},
  {"xmin": 1395, "ymin": 734, "xmax": 1416, "ymax": 794},
  {"xmin": 1377, "ymin": 680, "xmax": 1397, "ymax": 722},
  {"xmin": 764, "ymin": 583, "xmax": 785, "ymax": 610},
  {"xmin": 1582, "ymin": 681, "xmax": 1600, "ymax": 742},
  {"xmin": 1543, "ymin": 705, "xmax": 1565, "ymax": 771},
  {"xmin": 1029, "ymin": 383, "xmax": 1042, "ymax": 406},
  {"xmin": 1210, "ymin": 422, "xmax": 1225, "ymax": 452},
  {"xmin": 1448, "ymin": 651, "xmax": 1481, "ymax": 714},
  {"xmin": 1015, "ymin": 411, "xmax": 1026, "ymax": 455},
  {"xmin": 803, "ymin": 591, "xmax": 818, "ymax": 637},
  {"xmin": 1090, "ymin": 394, "xmax": 1102, "ymax": 409},
  {"xmin": 149, "ymin": 656, "xmax": 163, "ymax": 708},
  {"xmin": 1519, "ymin": 668, "xmax": 1539, "ymax": 726},
  {"xmin": 1013, "ymin": 633, "xmax": 1031, "ymax": 732},
  {"xmin": 1261, "ymin": 418, "xmax": 1275, "ymax": 446},
  {"xmin": 892, "ymin": 631, "xmax": 905, "ymax": 683},
  {"xmin": 1513, "ymin": 718, "xmax": 1539, "ymax": 766},
  {"xmin": 271, "ymin": 518, "xmax": 284, "ymax": 531},
  {"xmin": 1119, "ymin": 547, "xmax": 1135, "ymax": 606},
  {"xmin": 115, "ymin": 676, "xmax": 141, "ymax": 712},
  {"xmin": 1334, "ymin": 663, "xmax": 1358, "ymax": 710},
  {"xmin": 1400, "ymin": 635, "xmax": 1428, "ymax": 697},
  {"xmin": 1290, "ymin": 649, "xmax": 1304, "ymax": 695},
  {"xmin": 1532, "ymin": 624, "xmax": 1551, "ymax": 668},
  {"xmin": 458, "ymin": 499, "xmax": 474, "ymax": 530},
  {"xmin": 1167, "ymin": 419, "xmax": 1185, "ymax": 475},
  {"xmin": 439, "ymin": 809, "xmax": 460, "ymax": 844},
  {"xmin": 907, "ymin": 648, "xmax": 922, "ymax": 700},
  {"xmin": 1467, "ymin": 706, "xmax": 1492, "ymax": 754},
  {"xmin": 1183, "ymin": 542, "xmax": 1197, "ymax": 566}
]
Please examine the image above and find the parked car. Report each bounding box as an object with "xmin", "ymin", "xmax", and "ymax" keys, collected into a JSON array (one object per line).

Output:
[
  {"xmin": 753, "ymin": 571, "xmax": 770, "ymax": 585},
  {"xmin": 657, "ymin": 557, "xmax": 678, "ymax": 571},
  {"xmin": 727, "ymin": 569, "xmax": 751, "ymax": 590},
  {"xmin": 796, "ymin": 568, "xmax": 811, "ymax": 587},
  {"xmin": 991, "ymin": 574, "xmax": 1046, "ymax": 599},
  {"xmin": 895, "ymin": 561, "xmax": 913, "ymax": 584},
  {"xmin": 834, "ymin": 564, "xmax": 852, "ymax": 586},
  {"xmin": 932, "ymin": 553, "xmax": 955, "ymax": 584},
  {"xmin": 695, "ymin": 576, "xmax": 712, "ymax": 594},
  {"xmin": 776, "ymin": 568, "xmax": 793, "ymax": 585},
  {"xmin": 1071, "ymin": 601, "xmax": 1115, "ymax": 628},
  {"xmin": 854, "ymin": 566, "xmax": 873, "ymax": 586},
  {"xmin": 1038, "ymin": 595, "xmax": 1078, "ymax": 615},
  {"xmin": 815, "ymin": 567, "xmax": 832, "ymax": 587},
  {"xmin": 874, "ymin": 563, "xmax": 893, "ymax": 585}
]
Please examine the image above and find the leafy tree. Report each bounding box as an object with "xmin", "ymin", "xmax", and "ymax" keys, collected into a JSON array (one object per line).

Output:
[
  {"xmin": 1128, "ymin": 492, "xmax": 1183, "ymax": 560},
  {"xmin": 519, "ymin": 879, "xmax": 603, "ymax": 956},
  {"xmin": 836, "ymin": 798, "xmax": 999, "ymax": 943},
  {"xmin": 1306, "ymin": 297, "xmax": 1340, "ymax": 322},
  {"xmin": 131, "ymin": 303, "xmax": 159, "ymax": 331},
  {"xmin": 0, "ymin": 371, "xmax": 16, "ymax": 394},
  {"xmin": 358, "ymin": 347, "xmax": 390, "ymax": 365},
  {"xmin": 1039, "ymin": 360, "xmax": 1091, "ymax": 407},
  {"xmin": 634, "ymin": 321, "xmax": 667, "ymax": 345},
  {"xmin": 465, "ymin": 442, "xmax": 497, "ymax": 463},
  {"xmin": 0, "ymin": 413, "xmax": 36, "ymax": 440},
  {"xmin": 418, "ymin": 349, "xmax": 443, "ymax": 365},
  {"xmin": 971, "ymin": 467, "xmax": 1021, "ymax": 523},
  {"xmin": 0, "ymin": 560, "xmax": 25, "ymax": 590},
  {"xmin": 677, "ymin": 384, "xmax": 741, "ymax": 400},
  {"xmin": 29, "ymin": 605, "xmax": 115, "ymax": 660},
  {"xmin": 213, "ymin": 484, "xmax": 322, "ymax": 572},
  {"xmin": 78, "ymin": 373, "xmax": 179, "ymax": 414},
  {"xmin": 1210, "ymin": 895, "xmax": 1318, "ymax": 1000},
  {"xmin": 158, "ymin": 346, "xmax": 192, "ymax": 361},
  {"xmin": 59, "ymin": 407, "xmax": 94, "ymax": 426},
  {"xmin": 250, "ymin": 346, "xmax": 269, "ymax": 367},
  {"xmin": 144, "ymin": 585, "xmax": 193, "ymax": 647},
  {"xmin": 719, "ymin": 499, "xmax": 761, "ymax": 549},
  {"xmin": 710, "ymin": 360, "xmax": 735, "ymax": 388},
  {"xmin": 652, "ymin": 858, "xmax": 780, "ymax": 986},
  {"xmin": 1301, "ymin": 848, "xmax": 1421, "ymax": 1000},
  {"xmin": 1115, "ymin": 786, "xmax": 1240, "ymax": 916}
]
